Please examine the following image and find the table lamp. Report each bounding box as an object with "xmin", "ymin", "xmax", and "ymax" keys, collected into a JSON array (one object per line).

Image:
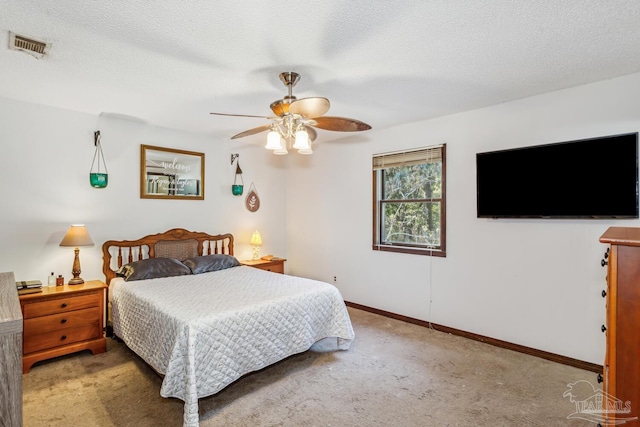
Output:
[
  {"xmin": 250, "ymin": 230, "xmax": 262, "ymax": 260},
  {"xmin": 59, "ymin": 224, "xmax": 94, "ymax": 285}
]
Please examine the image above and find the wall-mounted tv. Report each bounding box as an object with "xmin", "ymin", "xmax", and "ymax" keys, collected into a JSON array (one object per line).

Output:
[{"xmin": 476, "ymin": 132, "xmax": 638, "ymax": 219}]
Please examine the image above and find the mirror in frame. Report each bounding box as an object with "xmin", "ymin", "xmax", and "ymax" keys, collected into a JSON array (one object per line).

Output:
[{"xmin": 140, "ymin": 144, "xmax": 204, "ymax": 200}]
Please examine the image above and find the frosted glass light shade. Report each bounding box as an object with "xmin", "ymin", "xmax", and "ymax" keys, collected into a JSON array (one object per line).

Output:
[
  {"xmin": 273, "ymin": 145, "xmax": 288, "ymax": 155},
  {"xmin": 298, "ymin": 147, "xmax": 313, "ymax": 155},
  {"xmin": 293, "ymin": 129, "xmax": 310, "ymax": 149},
  {"xmin": 265, "ymin": 130, "xmax": 283, "ymax": 150}
]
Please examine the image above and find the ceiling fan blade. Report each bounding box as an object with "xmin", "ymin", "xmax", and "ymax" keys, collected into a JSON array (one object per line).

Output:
[
  {"xmin": 231, "ymin": 124, "xmax": 272, "ymax": 139},
  {"xmin": 211, "ymin": 112, "xmax": 273, "ymax": 119},
  {"xmin": 289, "ymin": 97, "xmax": 330, "ymax": 118},
  {"xmin": 312, "ymin": 116, "xmax": 372, "ymax": 132}
]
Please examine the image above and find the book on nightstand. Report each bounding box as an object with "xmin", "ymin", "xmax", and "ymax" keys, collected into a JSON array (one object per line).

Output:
[
  {"xmin": 16, "ymin": 280, "xmax": 43, "ymax": 295},
  {"xmin": 18, "ymin": 287, "xmax": 43, "ymax": 295},
  {"xmin": 16, "ymin": 280, "xmax": 42, "ymax": 289}
]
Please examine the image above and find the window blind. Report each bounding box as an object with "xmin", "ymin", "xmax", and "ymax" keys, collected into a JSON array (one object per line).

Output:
[{"xmin": 372, "ymin": 145, "xmax": 443, "ymax": 170}]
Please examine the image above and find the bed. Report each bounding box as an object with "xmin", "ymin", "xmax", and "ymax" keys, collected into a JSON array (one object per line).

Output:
[{"xmin": 101, "ymin": 228, "xmax": 355, "ymax": 427}]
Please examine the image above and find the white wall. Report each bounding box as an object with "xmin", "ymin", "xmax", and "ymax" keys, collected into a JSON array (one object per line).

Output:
[
  {"xmin": 286, "ymin": 72, "xmax": 640, "ymax": 365},
  {"xmin": 0, "ymin": 97, "xmax": 288, "ymax": 286},
  {"xmin": 2, "ymin": 72, "xmax": 639, "ymax": 366}
]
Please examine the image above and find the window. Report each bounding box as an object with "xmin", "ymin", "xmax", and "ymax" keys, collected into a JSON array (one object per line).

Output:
[{"xmin": 372, "ymin": 144, "xmax": 446, "ymax": 256}]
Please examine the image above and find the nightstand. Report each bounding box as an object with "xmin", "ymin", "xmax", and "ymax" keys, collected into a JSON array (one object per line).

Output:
[
  {"xmin": 241, "ymin": 258, "xmax": 286, "ymax": 274},
  {"xmin": 19, "ymin": 280, "xmax": 107, "ymax": 373}
]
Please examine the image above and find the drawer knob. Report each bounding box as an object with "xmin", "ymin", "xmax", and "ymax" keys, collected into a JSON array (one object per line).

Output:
[
  {"xmin": 602, "ymin": 290, "xmax": 607, "ymax": 298},
  {"xmin": 61, "ymin": 303, "xmax": 68, "ymax": 308},
  {"xmin": 601, "ymin": 325, "xmax": 607, "ymax": 333},
  {"xmin": 60, "ymin": 335, "xmax": 67, "ymax": 341},
  {"xmin": 601, "ymin": 259, "xmax": 608, "ymax": 267},
  {"xmin": 597, "ymin": 373, "xmax": 603, "ymax": 383},
  {"xmin": 61, "ymin": 318, "xmax": 67, "ymax": 324}
]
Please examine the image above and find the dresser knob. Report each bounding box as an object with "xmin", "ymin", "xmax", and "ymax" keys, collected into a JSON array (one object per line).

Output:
[
  {"xmin": 602, "ymin": 290, "xmax": 607, "ymax": 298},
  {"xmin": 60, "ymin": 335, "xmax": 67, "ymax": 341},
  {"xmin": 601, "ymin": 259, "xmax": 608, "ymax": 267},
  {"xmin": 61, "ymin": 302, "xmax": 68, "ymax": 308},
  {"xmin": 601, "ymin": 325, "xmax": 607, "ymax": 333},
  {"xmin": 597, "ymin": 373, "xmax": 603, "ymax": 383},
  {"xmin": 61, "ymin": 318, "xmax": 67, "ymax": 324}
]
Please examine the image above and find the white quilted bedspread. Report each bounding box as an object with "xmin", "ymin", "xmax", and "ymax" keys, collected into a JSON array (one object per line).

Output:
[{"xmin": 110, "ymin": 266, "xmax": 355, "ymax": 427}]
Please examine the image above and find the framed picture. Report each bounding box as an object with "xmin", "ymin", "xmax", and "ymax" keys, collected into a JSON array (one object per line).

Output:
[{"xmin": 140, "ymin": 145, "xmax": 204, "ymax": 200}]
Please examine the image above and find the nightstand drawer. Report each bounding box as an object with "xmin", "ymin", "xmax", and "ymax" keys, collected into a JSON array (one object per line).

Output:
[
  {"xmin": 24, "ymin": 306, "xmax": 102, "ymax": 335},
  {"xmin": 22, "ymin": 292, "xmax": 101, "ymax": 318},
  {"xmin": 24, "ymin": 323, "xmax": 102, "ymax": 354},
  {"xmin": 261, "ymin": 263, "xmax": 284, "ymax": 273}
]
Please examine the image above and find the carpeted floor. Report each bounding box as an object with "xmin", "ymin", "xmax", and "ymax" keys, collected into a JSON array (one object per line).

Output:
[{"xmin": 22, "ymin": 307, "xmax": 597, "ymax": 426}]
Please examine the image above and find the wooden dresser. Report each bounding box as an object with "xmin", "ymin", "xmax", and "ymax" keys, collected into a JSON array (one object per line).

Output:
[
  {"xmin": 0, "ymin": 272, "xmax": 22, "ymax": 427},
  {"xmin": 19, "ymin": 280, "xmax": 107, "ymax": 373},
  {"xmin": 599, "ymin": 227, "xmax": 640, "ymax": 425}
]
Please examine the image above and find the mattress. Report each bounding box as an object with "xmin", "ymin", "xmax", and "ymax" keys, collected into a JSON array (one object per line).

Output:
[{"xmin": 110, "ymin": 265, "xmax": 355, "ymax": 427}]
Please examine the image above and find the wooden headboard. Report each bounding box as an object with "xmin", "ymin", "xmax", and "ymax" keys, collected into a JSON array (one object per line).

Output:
[{"xmin": 102, "ymin": 228, "xmax": 234, "ymax": 285}]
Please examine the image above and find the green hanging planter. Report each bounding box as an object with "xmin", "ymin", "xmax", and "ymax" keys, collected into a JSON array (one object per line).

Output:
[
  {"xmin": 90, "ymin": 173, "xmax": 108, "ymax": 187},
  {"xmin": 90, "ymin": 130, "xmax": 108, "ymax": 188},
  {"xmin": 232, "ymin": 159, "xmax": 243, "ymax": 196}
]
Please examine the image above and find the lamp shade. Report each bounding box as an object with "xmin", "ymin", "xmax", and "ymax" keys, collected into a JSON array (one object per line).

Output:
[
  {"xmin": 59, "ymin": 224, "xmax": 94, "ymax": 247},
  {"xmin": 250, "ymin": 231, "xmax": 263, "ymax": 246}
]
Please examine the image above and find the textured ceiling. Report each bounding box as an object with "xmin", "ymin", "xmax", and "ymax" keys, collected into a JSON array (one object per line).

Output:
[{"xmin": 1, "ymin": 1, "xmax": 640, "ymax": 145}]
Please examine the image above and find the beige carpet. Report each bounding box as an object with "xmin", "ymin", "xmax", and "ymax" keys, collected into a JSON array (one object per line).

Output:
[{"xmin": 22, "ymin": 307, "xmax": 597, "ymax": 426}]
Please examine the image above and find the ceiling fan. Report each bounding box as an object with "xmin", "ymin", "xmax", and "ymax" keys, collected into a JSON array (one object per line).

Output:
[{"xmin": 210, "ymin": 72, "xmax": 372, "ymax": 154}]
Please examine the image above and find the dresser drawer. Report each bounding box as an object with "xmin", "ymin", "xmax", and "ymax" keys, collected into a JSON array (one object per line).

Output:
[
  {"xmin": 24, "ymin": 323, "xmax": 102, "ymax": 354},
  {"xmin": 24, "ymin": 306, "xmax": 102, "ymax": 336},
  {"xmin": 22, "ymin": 292, "xmax": 101, "ymax": 319}
]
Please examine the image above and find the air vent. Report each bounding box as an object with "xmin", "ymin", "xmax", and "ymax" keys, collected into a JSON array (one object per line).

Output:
[{"xmin": 8, "ymin": 32, "xmax": 50, "ymax": 59}]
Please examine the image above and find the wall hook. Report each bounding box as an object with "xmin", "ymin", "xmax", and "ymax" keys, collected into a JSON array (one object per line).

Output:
[{"xmin": 231, "ymin": 153, "xmax": 239, "ymax": 165}]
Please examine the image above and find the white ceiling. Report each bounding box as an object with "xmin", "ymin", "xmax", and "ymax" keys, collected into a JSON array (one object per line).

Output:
[{"xmin": 2, "ymin": 1, "xmax": 640, "ymax": 145}]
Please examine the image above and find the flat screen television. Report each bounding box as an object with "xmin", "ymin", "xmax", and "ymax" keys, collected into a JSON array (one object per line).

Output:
[{"xmin": 476, "ymin": 132, "xmax": 639, "ymax": 219}]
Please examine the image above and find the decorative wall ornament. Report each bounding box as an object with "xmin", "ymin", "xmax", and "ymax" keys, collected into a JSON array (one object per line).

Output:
[
  {"xmin": 245, "ymin": 182, "xmax": 260, "ymax": 212},
  {"xmin": 231, "ymin": 153, "xmax": 243, "ymax": 196},
  {"xmin": 90, "ymin": 130, "xmax": 108, "ymax": 188}
]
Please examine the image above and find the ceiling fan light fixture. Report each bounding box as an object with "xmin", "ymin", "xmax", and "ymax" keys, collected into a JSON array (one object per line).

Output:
[
  {"xmin": 212, "ymin": 71, "xmax": 372, "ymax": 157},
  {"xmin": 265, "ymin": 129, "xmax": 283, "ymax": 150},
  {"xmin": 293, "ymin": 128, "xmax": 310, "ymax": 150}
]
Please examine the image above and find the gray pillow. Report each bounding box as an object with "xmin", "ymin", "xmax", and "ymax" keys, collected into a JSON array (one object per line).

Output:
[
  {"xmin": 182, "ymin": 254, "xmax": 240, "ymax": 275},
  {"xmin": 116, "ymin": 257, "xmax": 191, "ymax": 282}
]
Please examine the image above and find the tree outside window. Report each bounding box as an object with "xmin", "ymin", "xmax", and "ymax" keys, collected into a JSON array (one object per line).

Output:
[{"xmin": 372, "ymin": 145, "xmax": 446, "ymax": 257}]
